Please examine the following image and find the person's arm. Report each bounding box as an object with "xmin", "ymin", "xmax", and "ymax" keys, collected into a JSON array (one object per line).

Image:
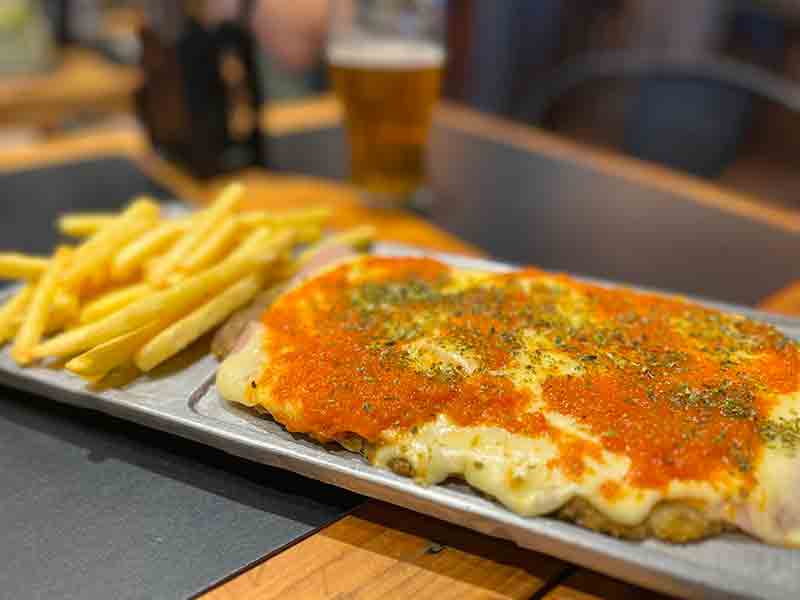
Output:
[{"xmin": 250, "ymin": 0, "xmax": 330, "ymax": 71}]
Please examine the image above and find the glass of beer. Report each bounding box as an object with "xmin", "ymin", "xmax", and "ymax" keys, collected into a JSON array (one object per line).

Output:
[{"xmin": 327, "ymin": 0, "xmax": 445, "ymax": 208}]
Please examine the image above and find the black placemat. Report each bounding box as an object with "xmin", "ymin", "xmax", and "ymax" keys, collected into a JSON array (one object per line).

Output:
[
  {"xmin": 0, "ymin": 156, "xmax": 171, "ymax": 253},
  {"xmin": 0, "ymin": 157, "xmax": 362, "ymax": 600}
]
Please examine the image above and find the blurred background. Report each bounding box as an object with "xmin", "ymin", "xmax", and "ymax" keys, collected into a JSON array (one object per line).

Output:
[{"xmin": 3, "ymin": 0, "xmax": 800, "ymax": 205}]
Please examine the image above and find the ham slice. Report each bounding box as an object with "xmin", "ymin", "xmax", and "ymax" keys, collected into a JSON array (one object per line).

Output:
[{"xmin": 211, "ymin": 243, "xmax": 356, "ymax": 359}]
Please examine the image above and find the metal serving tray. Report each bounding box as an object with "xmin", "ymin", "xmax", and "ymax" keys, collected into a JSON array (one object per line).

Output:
[{"xmin": 1, "ymin": 242, "xmax": 798, "ymax": 600}]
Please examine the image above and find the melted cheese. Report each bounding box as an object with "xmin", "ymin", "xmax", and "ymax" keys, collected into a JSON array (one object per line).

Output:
[
  {"xmin": 374, "ymin": 414, "xmax": 656, "ymax": 524},
  {"xmin": 216, "ymin": 324, "xmax": 263, "ymax": 407},
  {"xmin": 216, "ymin": 256, "xmax": 800, "ymax": 546},
  {"xmin": 217, "ymin": 316, "xmax": 800, "ymax": 544}
]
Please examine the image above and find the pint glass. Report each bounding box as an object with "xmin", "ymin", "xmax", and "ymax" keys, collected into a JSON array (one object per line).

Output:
[{"xmin": 327, "ymin": 0, "xmax": 445, "ymax": 206}]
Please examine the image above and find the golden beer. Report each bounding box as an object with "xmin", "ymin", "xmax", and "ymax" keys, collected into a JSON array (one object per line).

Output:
[{"xmin": 328, "ymin": 40, "xmax": 444, "ymax": 202}]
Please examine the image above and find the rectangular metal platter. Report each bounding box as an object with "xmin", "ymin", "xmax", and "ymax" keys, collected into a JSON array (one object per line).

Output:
[{"xmin": 1, "ymin": 242, "xmax": 798, "ymax": 600}]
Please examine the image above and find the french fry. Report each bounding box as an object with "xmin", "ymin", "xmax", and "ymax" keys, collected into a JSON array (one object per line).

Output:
[
  {"xmin": 179, "ymin": 217, "xmax": 239, "ymax": 274},
  {"xmin": 58, "ymin": 214, "xmax": 116, "ymax": 237},
  {"xmin": 88, "ymin": 362, "xmax": 141, "ymax": 389},
  {"xmin": 85, "ymin": 263, "xmax": 110, "ymax": 296},
  {"xmin": 331, "ymin": 224, "xmax": 376, "ymax": 251},
  {"xmin": 148, "ymin": 183, "xmax": 243, "ymax": 286},
  {"xmin": 8, "ymin": 288, "xmax": 78, "ymax": 332},
  {"xmin": 62, "ymin": 198, "xmax": 160, "ymax": 291},
  {"xmin": 78, "ymin": 283, "xmax": 152, "ymax": 324},
  {"xmin": 0, "ymin": 179, "xmax": 366, "ymax": 384},
  {"xmin": 66, "ymin": 320, "xmax": 164, "ymax": 378},
  {"xmin": 110, "ymin": 219, "xmax": 190, "ymax": 281},
  {"xmin": 237, "ymin": 207, "xmax": 331, "ymax": 229},
  {"xmin": 43, "ymin": 296, "xmax": 78, "ymax": 335},
  {"xmin": 0, "ymin": 253, "xmax": 49, "ymax": 280},
  {"xmin": 143, "ymin": 271, "xmax": 185, "ymax": 288},
  {"xmin": 48, "ymin": 289, "xmax": 79, "ymax": 329},
  {"xmin": 12, "ymin": 247, "xmax": 72, "ymax": 365},
  {"xmin": 136, "ymin": 273, "xmax": 264, "ymax": 371},
  {"xmin": 0, "ymin": 285, "xmax": 34, "ymax": 345},
  {"xmin": 279, "ymin": 223, "xmax": 323, "ymax": 244},
  {"xmin": 33, "ymin": 228, "xmax": 291, "ymax": 359}
]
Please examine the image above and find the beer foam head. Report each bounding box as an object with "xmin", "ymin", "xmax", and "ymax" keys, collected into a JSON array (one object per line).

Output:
[{"xmin": 327, "ymin": 39, "xmax": 445, "ymax": 69}]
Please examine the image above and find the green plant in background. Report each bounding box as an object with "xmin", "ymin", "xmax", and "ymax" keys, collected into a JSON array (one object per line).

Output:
[
  {"xmin": 0, "ymin": 0, "xmax": 54, "ymax": 74},
  {"xmin": 0, "ymin": 0, "xmax": 31, "ymax": 32}
]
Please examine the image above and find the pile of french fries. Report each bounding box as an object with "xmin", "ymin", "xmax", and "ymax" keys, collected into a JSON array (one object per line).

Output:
[{"xmin": 0, "ymin": 182, "xmax": 373, "ymax": 383}]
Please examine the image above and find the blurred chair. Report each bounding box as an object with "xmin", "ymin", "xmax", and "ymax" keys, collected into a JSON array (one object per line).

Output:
[{"xmin": 518, "ymin": 51, "xmax": 800, "ymax": 178}]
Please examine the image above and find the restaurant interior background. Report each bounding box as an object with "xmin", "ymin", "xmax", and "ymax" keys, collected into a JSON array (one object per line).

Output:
[
  {"xmin": 5, "ymin": 0, "xmax": 800, "ymax": 203},
  {"xmin": 3, "ymin": 3, "xmax": 800, "ymax": 599},
  {"xmin": 3, "ymin": 0, "xmax": 800, "ymax": 304}
]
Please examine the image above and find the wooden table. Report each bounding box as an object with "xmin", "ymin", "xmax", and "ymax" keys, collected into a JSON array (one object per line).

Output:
[
  {"xmin": 1, "ymin": 99, "xmax": 798, "ymax": 600},
  {"xmin": 0, "ymin": 47, "xmax": 141, "ymax": 129}
]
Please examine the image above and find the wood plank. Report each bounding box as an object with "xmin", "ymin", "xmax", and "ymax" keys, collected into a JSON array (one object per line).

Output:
[
  {"xmin": 264, "ymin": 95, "xmax": 343, "ymax": 136},
  {"xmin": 202, "ymin": 502, "xmax": 568, "ymax": 600},
  {"xmin": 758, "ymin": 281, "xmax": 800, "ymax": 316},
  {"xmin": 0, "ymin": 124, "xmax": 147, "ymax": 172},
  {"xmin": 541, "ymin": 570, "xmax": 674, "ymax": 600},
  {"xmin": 0, "ymin": 48, "xmax": 141, "ymax": 127}
]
